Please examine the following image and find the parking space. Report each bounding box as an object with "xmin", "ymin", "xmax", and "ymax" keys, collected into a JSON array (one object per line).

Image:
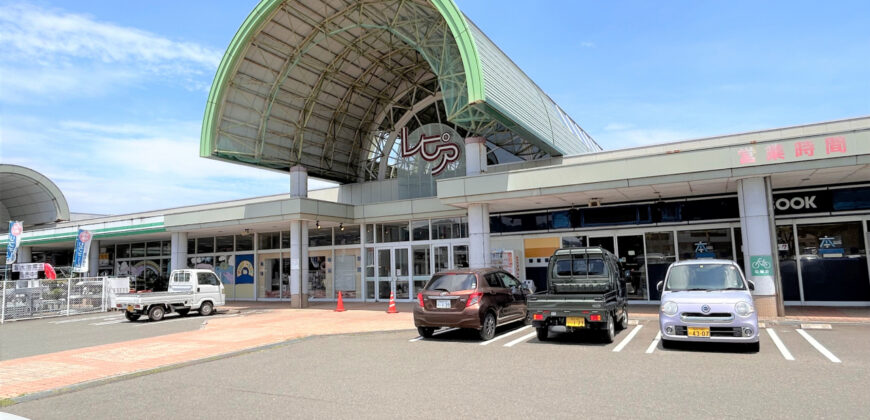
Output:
[{"xmin": 408, "ymin": 319, "xmax": 857, "ymax": 365}]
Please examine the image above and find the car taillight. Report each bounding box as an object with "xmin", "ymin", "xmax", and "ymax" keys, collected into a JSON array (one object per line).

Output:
[
  {"xmin": 466, "ymin": 292, "xmax": 483, "ymax": 307},
  {"xmin": 533, "ymin": 313, "xmax": 544, "ymax": 321},
  {"xmin": 417, "ymin": 293, "xmax": 424, "ymax": 307},
  {"xmin": 590, "ymin": 314, "xmax": 602, "ymax": 321}
]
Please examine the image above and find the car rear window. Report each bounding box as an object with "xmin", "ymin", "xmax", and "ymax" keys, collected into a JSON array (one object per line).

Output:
[
  {"xmin": 553, "ymin": 256, "xmax": 608, "ymax": 277},
  {"xmin": 425, "ymin": 274, "xmax": 476, "ymax": 292},
  {"xmin": 666, "ymin": 264, "xmax": 745, "ymax": 291}
]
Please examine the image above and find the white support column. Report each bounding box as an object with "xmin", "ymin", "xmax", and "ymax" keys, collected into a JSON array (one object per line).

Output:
[
  {"xmin": 466, "ymin": 136, "xmax": 490, "ymax": 269},
  {"xmin": 290, "ymin": 165, "xmax": 308, "ymax": 198},
  {"xmin": 88, "ymin": 240, "xmax": 99, "ymax": 277},
  {"xmin": 737, "ymin": 176, "xmax": 783, "ymax": 317},
  {"xmin": 301, "ymin": 223, "xmax": 309, "ymax": 299},
  {"xmin": 19, "ymin": 246, "xmax": 31, "ymax": 263},
  {"xmin": 289, "ymin": 220, "xmax": 307, "ymax": 308},
  {"xmin": 170, "ymin": 232, "xmax": 188, "ymax": 271}
]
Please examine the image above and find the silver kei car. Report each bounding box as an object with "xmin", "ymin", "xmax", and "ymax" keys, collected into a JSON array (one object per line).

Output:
[{"xmin": 657, "ymin": 259, "xmax": 760, "ymax": 352}]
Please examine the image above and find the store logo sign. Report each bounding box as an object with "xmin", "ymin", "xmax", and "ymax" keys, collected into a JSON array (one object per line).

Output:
[
  {"xmin": 775, "ymin": 196, "xmax": 817, "ymax": 211},
  {"xmin": 399, "ymin": 126, "xmax": 461, "ymax": 176}
]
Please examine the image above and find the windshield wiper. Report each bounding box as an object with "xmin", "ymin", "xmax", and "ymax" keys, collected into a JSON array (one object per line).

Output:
[{"xmin": 719, "ymin": 287, "xmax": 745, "ymax": 291}]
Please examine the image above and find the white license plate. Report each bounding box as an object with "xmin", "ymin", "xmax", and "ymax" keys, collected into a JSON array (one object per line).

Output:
[{"xmin": 436, "ymin": 300, "xmax": 451, "ymax": 309}]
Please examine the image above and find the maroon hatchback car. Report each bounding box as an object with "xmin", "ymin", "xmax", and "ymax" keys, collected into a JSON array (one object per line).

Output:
[{"xmin": 413, "ymin": 267, "xmax": 529, "ymax": 340}]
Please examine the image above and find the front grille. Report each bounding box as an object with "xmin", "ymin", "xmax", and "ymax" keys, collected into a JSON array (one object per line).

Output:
[
  {"xmin": 680, "ymin": 312, "xmax": 734, "ymax": 323},
  {"xmin": 682, "ymin": 312, "xmax": 731, "ymax": 318},
  {"xmin": 674, "ymin": 326, "xmax": 742, "ymax": 337}
]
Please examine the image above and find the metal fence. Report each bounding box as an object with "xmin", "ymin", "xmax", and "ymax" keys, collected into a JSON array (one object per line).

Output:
[{"xmin": 1, "ymin": 277, "xmax": 108, "ymax": 323}]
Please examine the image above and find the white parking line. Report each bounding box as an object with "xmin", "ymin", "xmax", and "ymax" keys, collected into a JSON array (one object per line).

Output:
[
  {"xmin": 613, "ymin": 325, "xmax": 643, "ymax": 352},
  {"xmin": 646, "ymin": 331, "xmax": 662, "ymax": 354},
  {"xmin": 796, "ymin": 329, "xmax": 841, "ymax": 363},
  {"xmin": 480, "ymin": 325, "xmax": 532, "ymax": 346},
  {"xmin": 50, "ymin": 314, "xmax": 122, "ymax": 324},
  {"xmin": 766, "ymin": 328, "xmax": 795, "ymax": 361},
  {"xmin": 503, "ymin": 331, "xmax": 538, "ymax": 347},
  {"xmin": 408, "ymin": 327, "xmax": 459, "ymax": 342},
  {"xmin": 91, "ymin": 319, "xmax": 128, "ymax": 326}
]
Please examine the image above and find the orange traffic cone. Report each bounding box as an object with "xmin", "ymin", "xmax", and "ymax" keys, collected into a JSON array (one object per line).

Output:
[
  {"xmin": 386, "ymin": 291, "xmax": 398, "ymax": 314},
  {"xmin": 334, "ymin": 291, "xmax": 346, "ymax": 312}
]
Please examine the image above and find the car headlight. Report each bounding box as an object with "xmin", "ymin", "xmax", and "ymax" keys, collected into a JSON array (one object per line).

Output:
[
  {"xmin": 735, "ymin": 301, "xmax": 754, "ymax": 317},
  {"xmin": 661, "ymin": 301, "xmax": 678, "ymax": 316}
]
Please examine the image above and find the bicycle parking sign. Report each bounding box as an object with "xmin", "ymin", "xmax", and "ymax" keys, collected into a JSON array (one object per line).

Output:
[{"xmin": 750, "ymin": 255, "xmax": 773, "ymax": 277}]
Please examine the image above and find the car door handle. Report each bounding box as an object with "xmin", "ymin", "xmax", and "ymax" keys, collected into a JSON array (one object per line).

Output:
[{"xmin": 197, "ymin": 287, "xmax": 200, "ymax": 293}]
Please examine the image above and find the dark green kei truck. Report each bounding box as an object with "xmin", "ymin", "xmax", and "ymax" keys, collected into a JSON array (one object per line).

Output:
[{"xmin": 528, "ymin": 247, "xmax": 629, "ymax": 343}]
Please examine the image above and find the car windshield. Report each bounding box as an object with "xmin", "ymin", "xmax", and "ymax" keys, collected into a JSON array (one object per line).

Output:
[
  {"xmin": 425, "ymin": 274, "xmax": 476, "ymax": 292},
  {"xmin": 553, "ymin": 255, "xmax": 608, "ymax": 277},
  {"xmin": 665, "ymin": 264, "xmax": 745, "ymax": 291}
]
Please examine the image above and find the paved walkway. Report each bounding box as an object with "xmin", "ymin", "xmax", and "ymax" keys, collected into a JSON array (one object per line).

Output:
[{"xmin": 1, "ymin": 301, "xmax": 868, "ymax": 402}]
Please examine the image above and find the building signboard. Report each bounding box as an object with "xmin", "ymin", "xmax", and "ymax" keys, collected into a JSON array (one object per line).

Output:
[
  {"xmin": 5, "ymin": 221, "xmax": 23, "ymax": 264},
  {"xmin": 749, "ymin": 255, "xmax": 773, "ymax": 277}
]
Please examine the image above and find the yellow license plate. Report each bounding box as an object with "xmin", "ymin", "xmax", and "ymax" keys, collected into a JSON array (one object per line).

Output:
[
  {"xmin": 688, "ymin": 327, "xmax": 710, "ymax": 337},
  {"xmin": 126, "ymin": 305, "xmax": 134, "ymax": 312},
  {"xmin": 566, "ymin": 317, "xmax": 586, "ymax": 327}
]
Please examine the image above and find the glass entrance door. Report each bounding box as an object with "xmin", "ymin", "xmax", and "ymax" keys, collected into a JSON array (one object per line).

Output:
[
  {"xmin": 376, "ymin": 247, "xmax": 411, "ymax": 301},
  {"xmin": 617, "ymin": 235, "xmax": 647, "ymax": 300}
]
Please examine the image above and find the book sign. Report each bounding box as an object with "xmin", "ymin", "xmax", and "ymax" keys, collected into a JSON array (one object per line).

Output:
[{"xmin": 72, "ymin": 229, "xmax": 93, "ymax": 273}]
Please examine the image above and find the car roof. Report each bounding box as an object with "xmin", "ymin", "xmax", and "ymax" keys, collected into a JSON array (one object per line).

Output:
[
  {"xmin": 670, "ymin": 259, "xmax": 737, "ymax": 266},
  {"xmin": 432, "ymin": 267, "xmax": 502, "ymax": 276},
  {"xmin": 552, "ymin": 247, "xmax": 608, "ymax": 256}
]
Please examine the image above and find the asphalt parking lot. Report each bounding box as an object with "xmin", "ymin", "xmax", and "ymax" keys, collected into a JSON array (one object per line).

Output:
[
  {"xmin": 0, "ymin": 309, "xmax": 253, "ymax": 361},
  {"xmin": 4, "ymin": 319, "xmax": 868, "ymax": 419}
]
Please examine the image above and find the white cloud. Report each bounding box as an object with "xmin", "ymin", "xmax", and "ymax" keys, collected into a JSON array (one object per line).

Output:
[
  {"xmin": 580, "ymin": 41, "xmax": 595, "ymax": 48},
  {"xmin": 603, "ymin": 123, "xmax": 633, "ymax": 131},
  {"xmin": 0, "ymin": 3, "xmax": 222, "ymax": 103},
  {"xmin": 2, "ymin": 116, "xmax": 337, "ymax": 214}
]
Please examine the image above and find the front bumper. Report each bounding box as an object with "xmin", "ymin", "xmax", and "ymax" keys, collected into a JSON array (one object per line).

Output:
[{"xmin": 659, "ymin": 312, "xmax": 759, "ymax": 343}]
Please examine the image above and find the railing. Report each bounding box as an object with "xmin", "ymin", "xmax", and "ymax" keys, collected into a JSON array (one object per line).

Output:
[{"xmin": 1, "ymin": 277, "xmax": 108, "ymax": 323}]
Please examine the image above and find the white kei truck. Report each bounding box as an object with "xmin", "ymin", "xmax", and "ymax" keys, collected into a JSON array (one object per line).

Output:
[{"xmin": 114, "ymin": 269, "xmax": 226, "ymax": 322}]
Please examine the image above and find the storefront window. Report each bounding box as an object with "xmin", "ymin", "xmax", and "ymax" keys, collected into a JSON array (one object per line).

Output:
[
  {"xmin": 562, "ymin": 236, "xmax": 586, "ymax": 248},
  {"xmin": 365, "ymin": 224, "xmax": 375, "ymax": 244},
  {"xmin": 236, "ymin": 235, "xmax": 253, "ymax": 252},
  {"xmin": 258, "ymin": 232, "xmax": 280, "ymax": 250},
  {"xmin": 258, "ymin": 254, "xmax": 281, "ymax": 298},
  {"xmin": 412, "ymin": 220, "xmax": 430, "ymax": 241},
  {"xmin": 434, "ymin": 245, "xmax": 449, "ymax": 273},
  {"xmin": 146, "ymin": 241, "xmax": 161, "ymax": 257},
  {"xmin": 131, "ymin": 242, "xmax": 145, "ymax": 258},
  {"xmin": 161, "ymin": 241, "xmax": 171, "ymax": 256},
  {"xmin": 412, "ymin": 245, "xmax": 430, "ymax": 295},
  {"xmin": 281, "ymin": 231, "xmax": 291, "ymax": 249},
  {"xmin": 365, "ymin": 247, "xmax": 375, "ymax": 299},
  {"xmin": 216, "ymin": 235, "xmax": 234, "ymax": 252},
  {"xmin": 117, "ymin": 243, "xmax": 130, "ymax": 259},
  {"xmin": 377, "ymin": 222, "xmax": 409, "ymax": 243},
  {"xmin": 187, "ymin": 239, "xmax": 195, "ymax": 254},
  {"xmin": 309, "ymin": 227, "xmax": 333, "ymax": 247},
  {"xmin": 432, "ymin": 218, "xmax": 467, "ymax": 239},
  {"xmin": 644, "ymin": 231, "xmax": 676, "ymax": 301},
  {"xmin": 196, "ymin": 237, "xmax": 214, "ymax": 254},
  {"xmin": 617, "ymin": 235, "xmax": 646, "ymax": 300},
  {"xmin": 453, "ymin": 245, "xmax": 468, "ymax": 269},
  {"xmin": 797, "ymin": 222, "xmax": 869, "ymax": 301},
  {"xmin": 308, "ymin": 252, "xmax": 329, "ymax": 299},
  {"xmin": 677, "ymin": 229, "xmax": 732, "ymax": 261},
  {"xmin": 335, "ymin": 225, "xmax": 361, "ymax": 245},
  {"xmin": 334, "ymin": 248, "xmax": 361, "ymax": 299}
]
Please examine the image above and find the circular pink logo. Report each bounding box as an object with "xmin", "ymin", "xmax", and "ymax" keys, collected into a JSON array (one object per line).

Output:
[
  {"xmin": 11, "ymin": 223, "xmax": 22, "ymax": 235},
  {"xmin": 79, "ymin": 231, "xmax": 91, "ymax": 242}
]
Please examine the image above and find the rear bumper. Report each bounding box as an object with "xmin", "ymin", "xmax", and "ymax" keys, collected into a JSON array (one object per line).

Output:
[{"xmin": 413, "ymin": 305, "xmax": 481, "ymax": 329}]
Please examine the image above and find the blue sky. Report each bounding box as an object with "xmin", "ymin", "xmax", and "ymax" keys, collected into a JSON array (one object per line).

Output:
[{"xmin": 1, "ymin": 0, "xmax": 868, "ymax": 215}]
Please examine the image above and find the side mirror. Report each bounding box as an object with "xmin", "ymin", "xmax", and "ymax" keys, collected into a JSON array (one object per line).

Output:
[
  {"xmin": 656, "ymin": 281, "xmax": 664, "ymax": 293},
  {"xmin": 747, "ymin": 280, "xmax": 755, "ymax": 291}
]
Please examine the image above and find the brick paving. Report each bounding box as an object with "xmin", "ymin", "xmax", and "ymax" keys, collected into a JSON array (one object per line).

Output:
[{"xmin": 0, "ymin": 301, "xmax": 868, "ymax": 401}]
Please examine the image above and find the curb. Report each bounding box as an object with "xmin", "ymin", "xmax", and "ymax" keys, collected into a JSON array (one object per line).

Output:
[{"xmin": 2, "ymin": 328, "xmax": 415, "ymax": 407}]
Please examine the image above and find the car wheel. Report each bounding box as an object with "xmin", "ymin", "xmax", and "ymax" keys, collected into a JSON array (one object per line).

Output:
[
  {"xmin": 479, "ymin": 312, "xmax": 496, "ymax": 341},
  {"xmin": 177, "ymin": 308, "xmax": 190, "ymax": 317},
  {"xmin": 661, "ymin": 338, "xmax": 675, "ymax": 349},
  {"xmin": 745, "ymin": 342, "xmax": 760, "ymax": 353},
  {"xmin": 125, "ymin": 312, "xmax": 140, "ymax": 322},
  {"xmin": 147, "ymin": 305, "xmax": 165, "ymax": 322},
  {"xmin": 617, "ymin": 308, "xmax": 629, "ymax": 331},
  {"xmin": 417, "ymin": 327, "xmax": 435, "ymax": 338},
  {"xmin": 536, "ymin": 327, "xmax": 548, "ymax": 341},
  {"xmin": 602, "ymin": 313, "xmax": 615, "ymax": 343},
  {"xmin": 200, "ymin": 301, "xmax": 214, "ymax": 316}
]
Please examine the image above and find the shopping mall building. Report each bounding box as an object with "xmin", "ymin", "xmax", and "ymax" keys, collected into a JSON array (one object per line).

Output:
[{"xmin": 3, "ymin": 0, "xmax": 870, "ymax": 317}]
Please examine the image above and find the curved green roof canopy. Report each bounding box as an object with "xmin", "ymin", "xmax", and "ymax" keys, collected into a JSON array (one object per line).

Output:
[
  {"xmin": 201, "ymin": 0, "xmax": 600, "ymax": 183},
  {"xmin": 0, "ymin": 164, "xmax": 70, "ymax": 232}
]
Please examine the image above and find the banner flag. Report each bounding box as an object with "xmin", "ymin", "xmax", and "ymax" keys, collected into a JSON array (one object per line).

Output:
[
  {"xmin": 5, "ymin": 221, "xmax": 23, "ymax": 264},
  {"xmin": 72, "ymin": 229, "xmax": 93, "ymax": 273}
]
